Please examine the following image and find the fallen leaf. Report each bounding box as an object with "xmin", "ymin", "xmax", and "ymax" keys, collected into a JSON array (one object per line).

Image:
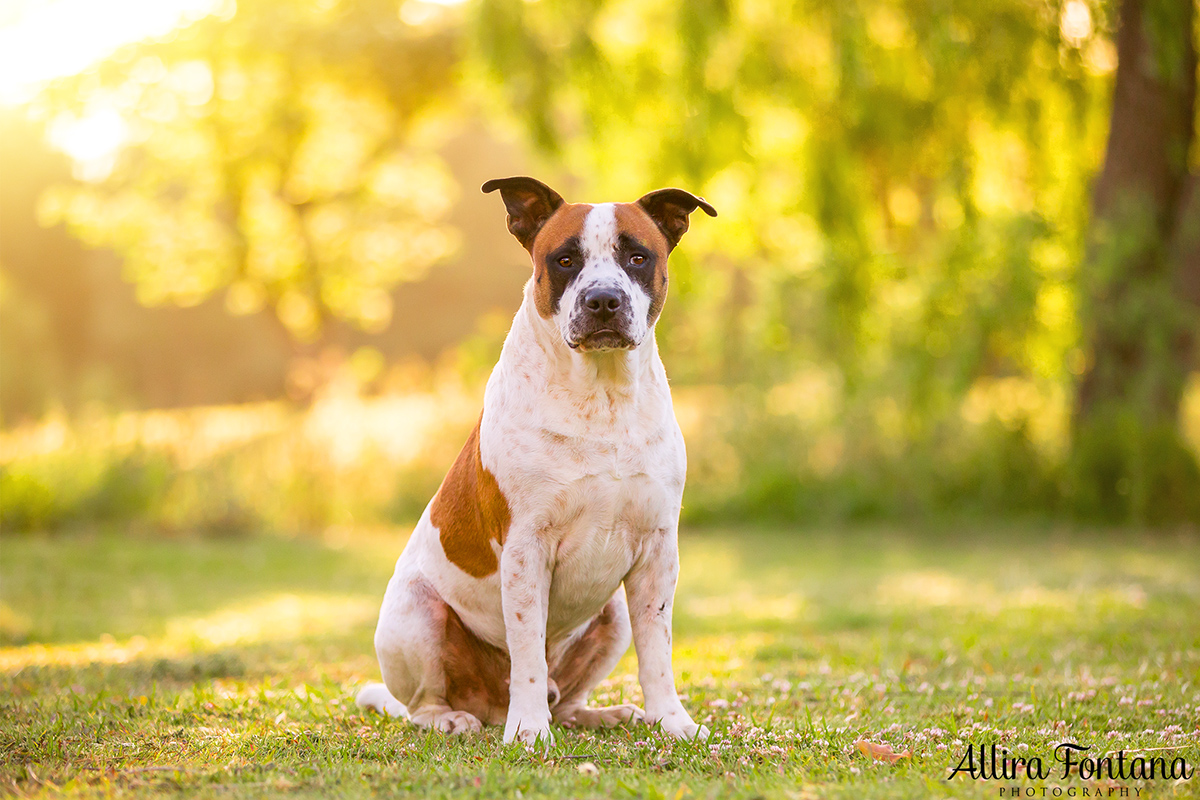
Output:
[{"xmin": 855, "ymin": 740, "xmax": 911, "ymax": 764}]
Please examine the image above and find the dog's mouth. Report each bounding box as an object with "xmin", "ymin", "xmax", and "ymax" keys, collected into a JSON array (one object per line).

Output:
[{"xmin": 568, "ymin": 329, "xmax": 638, "ymax": 352}]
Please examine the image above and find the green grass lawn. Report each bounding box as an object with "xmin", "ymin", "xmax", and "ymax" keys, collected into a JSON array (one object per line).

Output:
[{"xmin": 2, "ymin": 524, "xmax": 1198, "ymax": 798}]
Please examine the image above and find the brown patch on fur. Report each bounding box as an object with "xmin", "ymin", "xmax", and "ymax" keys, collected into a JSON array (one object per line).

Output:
[
  {"xmin": 530, "ymin": 203, "xmax": 592, "ymax": 318},
  {"xmin": 549, "ymin": 596, "xmax": 627, "ymax": 705},
  {"xmin": 431, "ymin": 417, "xmax": 511, "ymax": 577},
  {"xmin": 443, "ymin": 604, "xmax": 510, "ymax": 725},
  {"xmin": 614, "ymin": 203, "xmax": 673, "ymax": 325}
]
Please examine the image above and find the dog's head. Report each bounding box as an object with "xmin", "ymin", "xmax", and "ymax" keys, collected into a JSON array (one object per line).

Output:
[{"xmin": 483, "ymin": 177, "xmax": 716, "ymax": 353}]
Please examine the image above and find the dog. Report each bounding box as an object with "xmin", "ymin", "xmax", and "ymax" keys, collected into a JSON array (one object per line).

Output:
[{"xmin": 356, "ymin": 176, "xmax": 716, "ymax": 746}]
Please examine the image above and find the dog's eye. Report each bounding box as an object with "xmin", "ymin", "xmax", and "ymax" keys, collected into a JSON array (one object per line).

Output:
[
  {"xmin": 557, "ymin": 256, "xmax": 573, "ymax": 269},
  {"xmin": 629, "ymin": 254, "xmax": 647, "ymax": 267}
]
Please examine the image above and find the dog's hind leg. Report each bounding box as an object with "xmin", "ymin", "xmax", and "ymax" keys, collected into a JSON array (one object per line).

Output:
[
  {"xmin": 549, "ymin": 591, "xmax": 645, "ymax": 729},
  {"xmin": 442, "ymin": 600, "xmax": 511, "ymax": 726},
  {"xmin": 365, "ymin": 569, "xmax": 491, "ymax": 734},
  {"xmin": 355, "ymin": 682, "xmax": 406, "ymax": 717}
]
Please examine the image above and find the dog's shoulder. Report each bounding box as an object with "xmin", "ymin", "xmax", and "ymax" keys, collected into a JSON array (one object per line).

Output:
[{"xmin": 430, "ymin": 417, "xmax": 512, "ymax": 579}]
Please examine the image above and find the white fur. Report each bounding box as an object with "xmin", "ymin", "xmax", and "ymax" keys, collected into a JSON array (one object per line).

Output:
[
  {"xmin": 356, "ymin": 682, "xmax": 405, "ymax": 717},
  {"xmin": 362, "ymin": 203, "xmax": 704, "ymax": 746}
]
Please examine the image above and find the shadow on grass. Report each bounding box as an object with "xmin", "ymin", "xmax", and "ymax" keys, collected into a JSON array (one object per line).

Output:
[
  {"xmin": 671, "ymin": 523, "xmax": 1200, "ymax": 680},
  {"xmin": 0, "ymin": 528, "xmax": 401, "ymax": 646}
]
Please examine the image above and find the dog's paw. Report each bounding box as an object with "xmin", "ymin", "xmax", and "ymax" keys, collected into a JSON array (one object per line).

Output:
[
  {"xmin": 410, "ymin": 708, "xmax": 483, "ymax": 735},
  {"xmin": 556, "ymin": 704, "xmax": 645, "ymax": 729},
  {"xmin": 436, "ymin": 710, "xmax": 484, "ymax": 735},
  {"xmin": 503, "ymin": 712, "xmax": 554, "ymax": 748},
  {"xmin": 650, "ymin": 710, "xmax": 708, "ymax": 741}
]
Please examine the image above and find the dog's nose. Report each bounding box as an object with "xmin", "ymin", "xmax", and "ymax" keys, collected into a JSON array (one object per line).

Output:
[{"xmin": 583, "ymin": 287, "xmax": 622, "ymax": 318}]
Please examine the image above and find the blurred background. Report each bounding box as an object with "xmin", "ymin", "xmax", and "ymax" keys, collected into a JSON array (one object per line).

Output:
[{"xmin": 2, "ymin": 0, "xmax": 1199, "ymax": 536}]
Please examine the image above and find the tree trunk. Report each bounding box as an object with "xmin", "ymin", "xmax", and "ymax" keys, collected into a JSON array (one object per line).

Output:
[
  {"xmin": 1173, "ymin": 175, "xmax": 1200, "ymax": 321},
  {"xmin": 1072, "ymin": 0, "xmax": 1200, "ymax": 522}
]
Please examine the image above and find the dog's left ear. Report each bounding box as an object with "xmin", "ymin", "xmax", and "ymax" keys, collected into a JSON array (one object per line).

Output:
[
  {"xmin": 482, "ymin": 176, "xmax": 566, "ymax": 252},
  {"xmin": 636, "ymin": 188, "xmax": 717, "ymax": 250}
]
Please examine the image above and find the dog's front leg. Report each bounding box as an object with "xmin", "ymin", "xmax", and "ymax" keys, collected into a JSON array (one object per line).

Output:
[
  {"xmin": 626, "ymin": 527, "xmax": 708, "ymax": 740},
  {"xmin": 500, "ymin": 531, "xmax": 555, "ymax": 746}
]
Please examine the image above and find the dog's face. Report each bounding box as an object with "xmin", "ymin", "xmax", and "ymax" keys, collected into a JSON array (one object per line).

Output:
[{"xmin": 483, "ymin": 177, "xmax": 716, "ymax": 353}]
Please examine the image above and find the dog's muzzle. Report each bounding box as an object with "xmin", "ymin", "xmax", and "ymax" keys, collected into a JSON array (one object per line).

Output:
[{"xmin": 567, "ymin": 286, "xmax": 637, "ymax": 351}]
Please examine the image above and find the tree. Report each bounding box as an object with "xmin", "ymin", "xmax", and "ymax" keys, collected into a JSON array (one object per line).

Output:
[
  {"xmin": 28, "ymin": 0, "xmax": 1200, "ymax": 520},
  {"xmin": 1072, "ymin": 0, "xmax": 1200, "ymax": 521},
  {"xmin": 474, "ymin": 0, "xmax": 1111, "ymax": 378},
  {"xmin": 473, "ymin": 0, "xmax": 1138, "ymax": 516},
  {"xmin": 38, "ymin": 0, "xmax": 462, "ymax": 345}
]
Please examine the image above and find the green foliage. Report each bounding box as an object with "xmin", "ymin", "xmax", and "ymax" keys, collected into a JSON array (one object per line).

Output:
[
  {"xmin": 471, "ymin": 0, "xmax": 1200, "ymax": 522},
  {"xmin": 36, "ymin": 0, "xmax": 463, "ymax": 340},
  {"xmin": 1068, "ymin": 406, "xmax": 1200, "ymax": 523},
  {"xmin": 17, "ymin": 0, "xmax": 1200, "ymax": 523},
  {"xmin": 1072, "ymin": 165, "xmax": 1200, "ymax": 522},
  {"xmin": 678, "ymin": 386, "xmax": 1064, "ymax": 524},
  {"xmin": 0, "ymin": 272, "xmax": 61, "ymax": 424},
  {"xmin": 475, "ymin": 0, "xmax": 1109, "ymax": 393},
  {"xmin": 0, "ymin": 398, "xmax": 468, "ymax": 537},
  {"xmin": 476, "ymin": 6, "xmax": 1072, "ymax": 361},
  {"xmin": 0, "ymin": 448, "xmax": 171, "ymax": 532}
]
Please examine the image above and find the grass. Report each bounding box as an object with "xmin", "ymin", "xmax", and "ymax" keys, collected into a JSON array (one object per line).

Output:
[{"xmin": 1, "ymin": 523, "xmax": 1198, "ymax": 798}]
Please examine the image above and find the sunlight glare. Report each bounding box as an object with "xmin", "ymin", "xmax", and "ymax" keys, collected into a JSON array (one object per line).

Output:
[
  {"xmin": 48, "ymin": 106, "xmax": 129, "ymax": 181},
  {"xmin": 1059, "ymin": 0, "xmax": 1093, "ymax": 46},
  {"xmin": 0, "ymin": 0, "xmax": 224, "ymax": 106},
  {"xmin": 0, "ymin": 593, "xmax": 376, "ymax": 670}
]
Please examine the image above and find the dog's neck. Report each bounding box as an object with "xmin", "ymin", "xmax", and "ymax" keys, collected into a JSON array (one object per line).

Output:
[{"xmin": 495, "ymin": 285, "xmax": 668, "ymax": 414}]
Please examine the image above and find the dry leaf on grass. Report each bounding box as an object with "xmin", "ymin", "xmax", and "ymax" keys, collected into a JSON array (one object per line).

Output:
[{"xmin": 855, "ymin": 740, "xmax": 911, "ymax": 764}]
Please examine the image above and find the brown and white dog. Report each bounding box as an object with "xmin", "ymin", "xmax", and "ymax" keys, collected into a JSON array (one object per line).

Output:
[{"xmin": 356, "ymin": 176, "xmax": 716, "ymax": 746}]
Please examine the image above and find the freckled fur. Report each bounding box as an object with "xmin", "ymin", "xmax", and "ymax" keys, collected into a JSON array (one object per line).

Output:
[{"xmin": 360, "ymin": 182, "xmax": 713, "ymax": 746}]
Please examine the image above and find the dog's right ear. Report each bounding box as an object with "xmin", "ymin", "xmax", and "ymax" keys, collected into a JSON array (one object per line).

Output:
[{"xmin": 481, "ymin": 176, "xmax": 566, "ymax": 251}]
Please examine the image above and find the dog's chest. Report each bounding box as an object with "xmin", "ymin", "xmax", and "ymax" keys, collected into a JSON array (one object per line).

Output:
[
  {"xmin": 538, "ymin": 427, "xmax": 681, "ymax": 635},
  {"xmin": 489, "ymin": 391, "xmax": 685, "ymax": 634},
  {"xmin": 499, "ymin": 390, "xmax": 684, "ymax": 515}
]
